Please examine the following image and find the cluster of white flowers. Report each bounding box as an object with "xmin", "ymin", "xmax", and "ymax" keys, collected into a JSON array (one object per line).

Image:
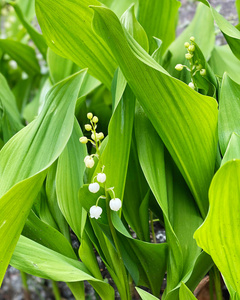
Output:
[
  {"xmin": 80, "ymin": 113, "xmax": 122, "ymax": 220},
  {"xmin": 174, "ymin": 36, "xmax": 206, "ymax": 90},
  {"xmin": 88, "ymin": 170, "xmax": 122, "ymax": 219}
]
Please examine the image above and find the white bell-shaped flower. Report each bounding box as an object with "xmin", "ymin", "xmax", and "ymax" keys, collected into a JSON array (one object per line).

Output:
[
  {"xmin": 89, "ymin": 205, "xmax": 102, "ymax": 219},
  {"xmin": 109, "ymin": 198, "xmax": 122, "ymax": 211},
  {"xmin": 84, "ymin": 156, "xmax": 94, "ymax": 168},
  {"xmin": 97, "ymin": 173, "xmax": 106, "ymax": 183},
  {"xmin": 88, "ymin": 182, "xmax": 100, "ymax": 193}
]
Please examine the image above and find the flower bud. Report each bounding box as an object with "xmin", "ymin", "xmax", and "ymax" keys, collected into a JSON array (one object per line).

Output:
[
  {"xmin": 91, "ymin": 133, "xmax": 97, "ymax": 141},
  {"xmin": 92, "ymin": 116, "xmax": 98, "ymax": 123},
  {"xmin": 175, "ymin": 64, "xmax": 183, "ymax": 71},
  {"xmin": 88, "ymin": 182, "xmax": 100, "ymax": 193},
  {"xmin": 190, "ymin": 36, "xmax": 195, "ymax": 42},
  {"xmin": 188, "ymin": 82, "xmax": 195, "ymax": 89},
  {"xmin": 200, "ymin": 69, "xmax": 206, "ymax": 76},
  {"xmin": 96, "ymin": 132, "xmax": 104, "ymax": 140},
  {"xmin": 87, "ymin": 112, "xmax": 93, "ymax": 119},
  {"xmin": 85, "ymin": 124, "xmax": 92, "ymax": 131},
  {"xmin": 84, "ymin": 156, "xmax": 94, "ymax": 168},
  {"xmin": 97, "ymin": 173, "xmax": 106, "ymax": 183},
  {"xmin": 188, "ymin": 45, "xmax": 195, "ymax": 52},
  {"xmin": 184, "ymin": 42, "xmax": 190, "ymax": 48},
  {"xmin": 109, "ymin": 198, "xmax": 122, "ymax": 211},
  {"xmin": 9, "ymin": 60, "xmax": 17, "ymax": 69},
  {"xmin": 79, "ymin": 136, "xmax": 88, "ymax": 144},
  {"xmin": 89, "ymin": 205, "xmax": 102, "ymax": 219},
  {"xmin": 185, "ymin": 53, "xmax": 193, "ymax": 60},
  {"xmin": 196, "ymin": 64, "xmax": 202, "ymax": 71}
]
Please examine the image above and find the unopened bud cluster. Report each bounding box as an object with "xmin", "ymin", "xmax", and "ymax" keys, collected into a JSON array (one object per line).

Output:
[
  {"xmin": 174, "ymin": 36, "xmax": 207, "ymax": 90},
  {"xmin": 80, "ymin": 113, "xmax": 105, "ymax": 169}
]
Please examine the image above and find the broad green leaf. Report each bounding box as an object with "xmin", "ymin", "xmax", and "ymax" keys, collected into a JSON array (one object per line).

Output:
[
  {"xmin": 11, "ymin": 235, "xmax": 114, "ymax": 300},
  {"xmin": 47, "ymin": 48, "xmax": 77, "ymax": 84},
  {"xmin": 219, "ymin": 74, "xmax": 240, "ymax": 155},
  {"xmin": 194, "ymin": 160, "xmax": 240, "ymax": 297},
  {"xmin": 0, "ymin": 73, "xmax": 22, "ymax": 141},
  {"xmin": 36, "ymin": 0, "xmax": 117, "ymax": 88},
  {"xmin": 164, "ymin": 3, "xmax": 215, "ymax": 82},
  {"xmin": 56, "ymin": 119, "xmax": 87, "ymax": 240},
  {"xmin": 221, "ymin": 133, "xmax": 240, "ymax": 166},
  {"xmin": 121, "ymin": 4, "xmax": 149, "ymax": 52},
  {"xmin": 17, "ymin": 0, "xmax": 36, "ymax": 21},
  {"xmin": 179, "ymin": 283, "xmax": 197, "ymax": 300},
  {"xmin": 22, "ymin": 211, "xmax": 76, "ymax": 259},
  {"xmin": 101, "ymin": 0, "xmax": 137, "ymax": 17},
  {"xmin": 138, "ymin": 0, "xmax": 180, "ymax": 54},
  {"xmin": 198, "ymin": 0, "xmax": 240, "ymax": 60},
  {"xmin": 209, "ymin": 45, "xmax": 240, "ymax": 84},
  {"xmin": 0, "ymin": 71, "xmax": 86, "ymax": 283},
  {"xmin": 91, "ymin": 6, "xmax": 218, "ymax": 217},
  {"xmin": 10, "ymin": 1, "xmax": 47, "ymax": 58},
  {"xmin": 45, "ymin": 162, "xmax": 71, "ymax": 241},
  {"xmin": 94, "ymin": 85, "xmax": 135, "ymax": 202},
  {"xmin": 136, "ymin": 287, "xmax": 159, "ymax": 300},
  {"xmin": 135, "ymin": 107, "xmax": 202, "ymax": 296},
  {"xmin": 0, "ymin": 39, "xmax": 40, "ymax": 75}
]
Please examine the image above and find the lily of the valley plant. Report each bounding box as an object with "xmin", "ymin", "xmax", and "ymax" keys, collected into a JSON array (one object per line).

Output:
[{"xmin": 0, "ymin": 0, "xmax": 240, "ymax": 299}]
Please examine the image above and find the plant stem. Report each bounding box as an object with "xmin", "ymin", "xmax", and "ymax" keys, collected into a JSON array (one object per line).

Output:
[
  {"xmin": 51, "ymin": 281, "xmax": 61, "ymax": 300},
  {"xmin": 209, "ymin": 266, "xmax": 223, "ymax": 300},
  {"xmin": 106, "ymin": 194, "xmax": 131, "ymax": 300},
  {"xmin": 150, "ymin": 210, "xmax": 156, "ymax": 243},
  {"xmin": 213, "ymin": 266, "xmax": 223, "ymax": 300},
  {"xmin": 20, "ymin": 271, "xmax": 31, "ymax": 300}
]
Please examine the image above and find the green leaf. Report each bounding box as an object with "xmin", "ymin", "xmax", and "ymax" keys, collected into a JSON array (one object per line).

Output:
[
  {"xmin": 164, "ymin": 3, "xmax": 215, "ymax": 82},
  {"xmin": 219, "ymin": 74, "xmax": 240, "ymax": 155},
  {"xmin": 0, "ymin": 73, "xmax": 23, "ymax": 141},
  {"xmin": 0, "ymin": 39, "xmax": 40, "ymax": 75},
  {"xmin": 91, "ymin": 6, "xmax": 218, "ymax": 217},
  {"xmin": 22, "ymin": 211, "xmax": 76, "ymax": 259},
  {"xmin": 179, "ymin": 283, "xmax": 197, "ymax": 300},
  {"xmin": 138, "ymin": 0, "xmax": 180, "ymax": 54},
  {"xmin": 221, "ymin": 133, "xmax": 240, "ymax": 166},
  {"xmin": 197, "ymin": 0, "xmax": 240, "ymax": 60},
  {"xmin": 35, "ymin": 0, "xmax": 117, "ymax": 88},
  {"xmin": 236, "ymin": 0, "xmax": 240, "ymax": 21},
  {"xmin": 194, "ymin": 160, "xmax": 240, "ymax": 297},
  {"xmin": 0, "ymin": 71, "xmax": 86, "ymax": 284},
  {"xmin": 209, "ymin": 45, "xmax": 240, "ymax": 84},
  {"xmin": 10, "ymin": 1, "xmax": 47, "ymax": 58},
  {"xmin": 100, "ymin": 0, "xmax": 137, "ymax": 17},
  {"xmin": 135, "ymin": 107, "xmax": 202, "ymax": 296},
  {"xmin": 135, "ymin": 287, "xmax": 159, "ymax": 300},
  {"xmin": 45, "ymin": 162, "xmax": 71, "ymax": 240},
  {"xmin": 121, "ymin": 4, "xmax": 149, "ymax": 52},
  {"xmin": 11, "ymin": 235, "xmax": 115, "ymax": 300},
  {"xmin": 56, "ymin": 119, "xmax": 87, "ymax": 240}
]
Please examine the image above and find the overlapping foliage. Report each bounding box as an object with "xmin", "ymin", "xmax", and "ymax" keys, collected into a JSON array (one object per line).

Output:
[{"xmin": 0, "ymin": 0, "xmax": 240, "ymax": 299}]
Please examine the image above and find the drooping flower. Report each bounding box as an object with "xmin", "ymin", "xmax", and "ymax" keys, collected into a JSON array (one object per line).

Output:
[
  {"xmin": 97, "ymin": 173, "xmax": 106, "ymax": 183},
  {"xmin": 88, "ymin": 182, "xmax": 100, "ymax": 193},
  {"xmin": 84, "ymin": 156, "xmax": 94, "ymax": 168},
  {"xmin": 109, "ymin": 198, "xmax": 122, "ymax": 211},
  {"xmin": 89, "ymin": 205, "xmax": 102, "ymax": 219}
]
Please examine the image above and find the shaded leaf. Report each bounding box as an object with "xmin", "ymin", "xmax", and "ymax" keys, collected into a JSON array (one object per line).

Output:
[
  {"xmin": 0, "ymin": 39, "xmax": 40, "ymax": 75},
  {"xmin": 219, "ymin": 74, "xmax": 240, "ymax": 155},
  {"xmin": 11, "ymin": 236, "xmax": 114, "ymax": 300},
  {"xmin": 135, "ymin": 287, "xmax": 159, "ymax": 300},
  {"xmin": 138, "ymin": 0, "xmax": 180, "ymax": 54}
]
